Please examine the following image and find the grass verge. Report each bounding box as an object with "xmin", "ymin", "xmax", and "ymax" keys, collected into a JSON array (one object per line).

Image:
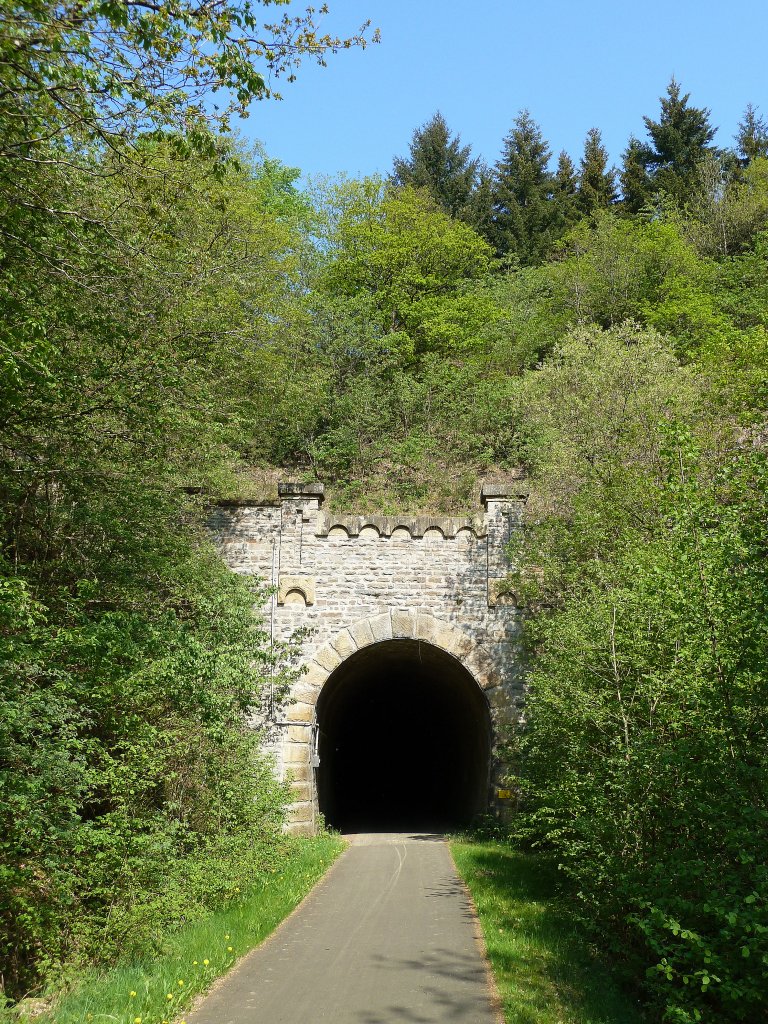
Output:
[
  {"xmin": 451, "ymin": 838, "xmax": 646, "ymax": 1024},
  {"xmin": 43, "ymin": 833, "xmax": 344, "ymax": 1024}
]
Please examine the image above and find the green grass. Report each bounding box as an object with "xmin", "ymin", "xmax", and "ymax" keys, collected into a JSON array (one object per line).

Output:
[
  {"xmin": 451, "ymin": 838, "xmax": 646, "ymax": 1024},
  {"xmin": 43, "ymin": 834, "xmax": 345, "ymax": 1024}
]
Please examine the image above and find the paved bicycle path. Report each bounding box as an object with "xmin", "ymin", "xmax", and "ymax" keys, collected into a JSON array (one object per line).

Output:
[{"xmin": 188, "ymin": 832, "xmax": 500, "ymax": 1024}]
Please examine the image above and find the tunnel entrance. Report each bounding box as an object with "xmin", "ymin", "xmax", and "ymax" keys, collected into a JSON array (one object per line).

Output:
[{"xmin": 315, "ymin": 639, "xmax": 491, "ymax": 832}]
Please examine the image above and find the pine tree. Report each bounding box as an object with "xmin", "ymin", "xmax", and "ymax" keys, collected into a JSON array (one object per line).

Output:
[
  {"xmin": 641, "ymin": 77, "xmax": 718, "ymax": 203},
  {"xmin": 736, "ymin": 104, "xmax": 768, "ymax": 164},
  {"xmin": 577, "ymin": 127, "xmax": 618, "ymax": 214},
  {"xmin": 392, "ymin": 111, "xmax": 479, "ymax": 221},
  {"xmin": 491, "ymin": 110, "xmax": 555, "ymax": 264},
  {"xmin": 552, "ymin": 150, "xmax": 580, "ymax": 233}
]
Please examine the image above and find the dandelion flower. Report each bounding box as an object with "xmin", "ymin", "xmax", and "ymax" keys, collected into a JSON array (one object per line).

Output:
[
  {"xmin": 177, "ymin": 980, "xmax": 184, "ymax": 987},
  {"xmin": 130, "ymin": 992, "xmax": 137, "ymax": 998},
  {"xmin": 192, "ymin": 960, "xmax": 198, "ymax": 965},
  {"xmin": 227, "ymin": 946, "xmax": 233, "ymax": 952},
  {"xmin": 134, "ymin": 1018, "xmax": 142, "ymax": 1023},
  {"xmin": 203, "ymin": 959, "xmax": 210, "ymax": 966},
  {"xmin": 167, "ymin": 994, "xmax": 173, "ymax": 1000}
]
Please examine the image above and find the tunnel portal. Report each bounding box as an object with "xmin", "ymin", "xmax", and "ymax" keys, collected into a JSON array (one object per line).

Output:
[{"xmin": 316, "ymin": 640, "xmax": 492, "ymax": 832}]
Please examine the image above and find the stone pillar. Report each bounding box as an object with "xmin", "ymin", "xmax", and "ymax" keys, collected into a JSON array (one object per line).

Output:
[
  {"xmin": 481, "ymin": 480, "xmax": 528, "ymax": 582},
  {"xmin": 276, "ymin": 482, "xmax": 324, "ymax": 576}
]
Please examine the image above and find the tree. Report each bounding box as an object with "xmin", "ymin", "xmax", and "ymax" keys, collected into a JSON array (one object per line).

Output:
[
  {"xmin": 0, "ymin": 1, "xmax": 376, "ymax": 158},
  {"xmin": 620, "ymin": 136, "xmax": 653, "ymax": 214},
  {"xmin": 316, "ymin": 178, "xmax": 493, "ymax": 356},
  {"xmin": 552, "ymin": 150, "xmax": 581, "ymax": 233},
  {"xmin": 491, "ymin": 110, "xmax": 556, "ymax": 264},
  {"xmin": 0, "ymin": 140, "xmax": 308, "ymax": 995},
  {"xmin": 577, "ymin": 127, "xmax": 618, "ymax": 214},
  {"xmin": 640, "ymin": 77, "xmax": 719, "ymax": 205},
  {"xmin": 392, "ymin": 111, "xmax": 480, "ymax": 222},
  {"xmin": 736, "ymin": 104, "xmax": 768, "ymax": 164}
]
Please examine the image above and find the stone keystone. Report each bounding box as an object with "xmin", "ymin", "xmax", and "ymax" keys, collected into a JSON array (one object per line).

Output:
[{"xmin": 391, "ymin": 608, "xmax": 416, "ymax": 638}]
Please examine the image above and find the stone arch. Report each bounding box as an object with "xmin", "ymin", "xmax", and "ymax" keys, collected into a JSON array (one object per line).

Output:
[
  {"xmin": 283, "ymin": 609, "xmax": 500, "ymax": 831},
  {"xmin": 286, "ymin": 608, "xmax": 500, "ymax": 716}
]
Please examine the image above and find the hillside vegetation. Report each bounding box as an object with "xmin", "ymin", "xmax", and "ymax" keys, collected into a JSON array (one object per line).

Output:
[{"xmin": 0, "ymin": 5, "xmax": 766, "ymax": 1022}]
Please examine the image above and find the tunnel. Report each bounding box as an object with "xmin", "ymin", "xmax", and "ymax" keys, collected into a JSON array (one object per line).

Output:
[{"xmin": 315, "ymin": 639, "xmax": 492, "ymax": 832}]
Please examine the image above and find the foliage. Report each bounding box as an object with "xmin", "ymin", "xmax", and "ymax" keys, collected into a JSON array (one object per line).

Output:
[
  {"xmin": 491, "ymin": 110, "xmax": 557, "ymax": 264},
  {"xmin": 510, "ymin": 315, "xmax": 768, "ymax": 1021},
  {"xmin": 578, "ymin": 127, "xmax": 618, "ymax": 215},
  {"xmin": 0, "ymin": 0, "xmax": 376, "ymax": 164},
  {"xmin": 0, "ymin": 123, "xmax": 311, "ymax": 997},
  {"xmin": 451, "ymin": 839, "xmax": 646, "ymax": 1024},
  {"xmin": 45, "ymin": 834, "xmax": 344, "ymax": 1024},
  {"xmin": 628, "ymin": 78, "xmax": 719, "ymax": 209},
  {"xmin": 392, "ymin": 111, "xmax": 482, "ymax": 225}
]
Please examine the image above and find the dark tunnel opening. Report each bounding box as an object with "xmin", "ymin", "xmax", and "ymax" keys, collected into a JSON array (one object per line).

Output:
[{"xmin": 316, "ymin": 639, "xmax": 491, "ymax": 832}]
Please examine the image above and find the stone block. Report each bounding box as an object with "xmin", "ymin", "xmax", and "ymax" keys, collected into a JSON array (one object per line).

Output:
[
  {"xmin": 349, "ymin": 617, "xmax": 376, "ymax": 648},
  {"xmin": 415, "ymin": 611, "xmax": 440, "ymax": 644},
  {"xmin": 331, "ymin": 628, "xmax": 358, "ymax": 661},
  {"xmin": 277, "ymin": 575, "xmax": 316, "ymax": 606},
  {"xmin": 284, "ymin": 742, "xmax": 310, "ymax": 763},
  {"xmin": 488, "ymin": 579, "xmax": 517, "ymax": 609},
  {"xmin": 287, "ymin": 724, "xmax": 312, "ymax": 743},
  {"xmin": 296, "ymin": 659, "xmax": 327, "ymax": 692},
  {"xmin": 313, "ymin": 643, "xmax": 342, "ymax": 673},
  {"xmin": 443, "ymin": 628, "xmax": 474, "ymax": 660},
  {"xmin": 391, "ymin": 608, "xmax": 416, "ymax": 638},
  {"xmin": 368, "ymin": 611, "xmax": 393, "ymax": 642},
  {"xmin": 284, "ymin": 763, "xmax": 312, "ymax": 783},
  {"xmin": 290, "ymin": 781, "xmax": 312, "ymax": 802},
  {"xmin": 292, "ymin": 680, "xmax": 321, "ymax": 705},
  {"xmin": 285, "ymin": 820, "xmax": 315, "ymax": 837},
  {"xmin": 287, "ymin": 801, "xmax": 313, "ymax": 823},
  {"xmin": 285, "ymin": 701, "xmax": 314, "ymax": 724},
  {"xmin": 464, "ymin": 646, "xmax": 495, "ymax": 689}
]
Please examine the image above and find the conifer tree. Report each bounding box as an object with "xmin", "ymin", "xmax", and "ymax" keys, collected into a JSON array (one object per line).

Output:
[
  {"xmin": 491, "ymin": 110, "xmax": 555, "ymax": 264},
  {"xmin": 620, "ymin": 136, "xmax": 652, "ymax": 214},
  {"xmin": 465, "ymin": 163, "xmax": 496, "ymax": 243},
  {"xmin": 736, "ymin": 104, "xmax": 768, "ymax": 164},
  {"xmin": 552, "ymin": 150, "xmax": 581, "ymax": 233},
  {"xmin": 392, "ymin": 111, "xmax": 479, "ymax": 221},
  {"xmin": 641, "ymin": 77, "xmax": 718, "ymax": 203},
  {"xmin": 577, "ymin": 127, "xmax": 618, "ymax": 214}
]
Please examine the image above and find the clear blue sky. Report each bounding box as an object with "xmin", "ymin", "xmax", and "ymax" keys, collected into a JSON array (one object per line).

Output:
[{"xmin": 242, "ymin": 0, "xmax": 768, "ymax": 181}]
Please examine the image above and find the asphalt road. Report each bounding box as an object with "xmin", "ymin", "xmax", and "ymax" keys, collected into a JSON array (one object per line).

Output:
[{"xmin": 188, "ymin": 832, "xmax": 501, "ymax": 1024}]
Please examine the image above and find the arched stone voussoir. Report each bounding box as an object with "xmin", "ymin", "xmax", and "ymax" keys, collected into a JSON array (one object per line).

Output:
[
  {"xmin": 391, "ymin": 607, "xmax": 417, "ymax": 638},
  {"xmin": 330, "ymin": 627, "xmax": 358, "ymax": 661},
  {"xmin": 296, "ymin": 609, "xmax": 493, "ymax": 710},
  {"xmin": 299, "ymin": 661, "xmax": 329, "ymax": 690},
  {"xmin": 464, "ymin": 644, "xmax": 499, "ymax": 690},
  {"xmin": 313, "ymin": 642, "xmax": 343, "ymax": 674}
]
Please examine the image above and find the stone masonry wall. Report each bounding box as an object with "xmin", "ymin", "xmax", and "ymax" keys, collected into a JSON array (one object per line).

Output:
[{"xmin": 209, "ymin": 482, "xmax": 526, "ymax": 833}]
